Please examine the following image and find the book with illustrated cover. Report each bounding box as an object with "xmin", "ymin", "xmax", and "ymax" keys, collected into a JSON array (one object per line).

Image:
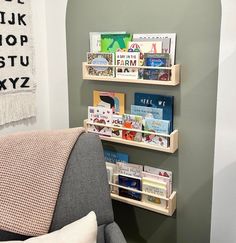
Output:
[
  {"xmin": 142, "ymin": 133, "xmax": 169, "ymax": 147},
  {"xmin": 133, "ymin": 33, "xmax": 176, "ymax": 66},
  {"xmin": 87, "ymin": 52, "xmax": 114, "ymax": 77},
  {"xmin": 101, "ymin": 33, "xmax": 132, "ymax": 52},
  {"xmin": 118, "ymin": 174, "xmax": 142, "ymax": 201},
  {"xmin": 117, "ymin": 162, "xmax": 143, "ymax": 177},
  {"xmin": 93, "ymin": 90, "xmax": 125, "ymax": 115},
  {"xmin": 143, "ymin": 53, "xmax": 171, "ymax": 81},
  {"xmin": 144, "ymin": 118, "xmax": 170, "ymax": 135},
  {"xmin": 89, "ymin": 31, "xmax": 126, "ymax": 52},
  {"xmin": 131, "ymin": 105, "xmax": 163, "ymax": 121},
  {"xmin": 116, "ymin": 52, "xmax": 139, "ymax": 79},
  {"xmin": 112, "ymin": 115, "xmax": 123, "ymax": 137},
  {"xmin": 87, "ymin": 106, "xmax": 112, "ymax": 136},
  {"xmin": 104, "ymin": 150, "xmax": 128, "ymax": 163},
  {"xmin": 142, "ymin": 177, "xmax": 167, "ymax": 208},
  {"xmin": 134, "ymin": 93, "xmax": 174, "ymax": 132},
  {"xmin": 122, "ymin": 114, "xmax": 143, "ymax": 142}
]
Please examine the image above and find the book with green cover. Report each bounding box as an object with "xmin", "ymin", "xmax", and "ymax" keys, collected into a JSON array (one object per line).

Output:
[{"xmin": 101, "ymin": 33, "xmax": 132, "ymax": 52}]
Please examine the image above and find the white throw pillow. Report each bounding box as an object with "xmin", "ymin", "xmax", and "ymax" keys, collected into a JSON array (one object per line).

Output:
[{"xmin": 2, "ymin": 211, "xmax": 97, "ymax": 243}]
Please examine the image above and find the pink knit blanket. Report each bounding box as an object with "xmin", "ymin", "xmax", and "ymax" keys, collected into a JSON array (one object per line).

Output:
[{"xmin": 0, "ymin": 127, "xmax": 85, "ymax": 236}]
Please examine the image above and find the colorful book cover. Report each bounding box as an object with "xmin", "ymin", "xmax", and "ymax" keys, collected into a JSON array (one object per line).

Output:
[
  {"xmin": 87, "ymin": 52, "xmax": 114, "ymax": 77},
  {"xmin": 112, "ymin": 115, "xmax": 123, "ymax": 137},
  {"xmin": 143, "ymin": 53, "xmax": 171, "ymax": 81},
  {"xmin": 134, "ymin": 93, "xmax": 174, "ymax": 132},
  {"xmin": 93, "ymin": 90, "xmax": 125, "ymax": 115},
  {"xmin": 142, "ymin": 133, "xmax": 169, "ymax": 147},
  {"xmin": 116, "ymin": 52, "xmax": 139, "ymax": 79},
  {"xmin": 89, "ymin": 31, "xmax": 126, "ymax": 52},
  {"xmin": 144, "ymin": 118, "xmax": 170, "ymax": 135},
  {"xmin": 104, "ymin": 150, "xmax": 128, "ymax": 163},
  {"xmin": 132, "ymin": 33, "xmax": 176, "ymax": 66},
  {"xmin": 117, "ymin": 162, "xmax": 143, "ymax": 177},
  {"xmin": 131, "ymin": 105, "xmax": 163, "ymax": 120},
  {"xmin": 122, "ymin": 114, "xmax": 143, "ymax": 142},
  {"xmin": 118, "ymin": 174, "xmax": 142, "ymax": 201},
  {"xmin": 101, "ymin": 33, "xmax": 132, "ymax": 52},
  {"xmin": 87, "ymin": 106, "xmax": 112, "ymax": 136}
]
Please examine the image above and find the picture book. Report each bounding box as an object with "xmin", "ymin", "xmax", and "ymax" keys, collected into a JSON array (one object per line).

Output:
[
  {"xmin": 104, "ymin": 150, "xmax": 128, "ymax": 163},
  {"xmin": 87, "ymin": 106, "xmax": 112, "ymax": 136},
  {"xmin": 89, "ymin": 31, "xmax": 126, "ymax": 52},
  {"xmin": 106, "ymin": 165, "xmax": 114, "ymax": 183},
  {"xmin": 134, "ymin": 93, "xmax": 174, "ymax": 132},
  {"xmin": 87, "ymin": 52, "xmax": 114, "ymax": 77},
  {"xmin": 131, "ymin": 105, "xmax": 163, "ymax": 121},
  {"xmin": 142, "ymin": 177, "xmax": 167, "ymax": 208},
  {"xmin": 144, "ymin": 118, "xmax": 170, "ymax": 135},
  {"xmin": 101, "ymin": 33, "xmax": 132, "ymax": 52},
  {"xmin": 143, "ymin": 53, "xmax": 171, "ymax": 81},
  {"xmin": 93, "ymin": 90, "xmax": 125, "ymax": 115},
  {"xmin": 133, "ymin": 33, "xmax": 176, "ymax": 66},
  {"xmin": 118, "ymin": 174, "xmax": 142, "ymax": 201},
  {"xmin": 106, "ymin": 162, "xmax": 119, "ymax": 194},
  {"xmin": 142, "ymin": 133, "xmax": 169, "ymax": 147},
  {"xmin": 117, "ymin": 162, "xmax": 143, "ymax": 177},
  {"xmin": 116, "ymin": 52, "xmax": 139, "ymax": 79},
  {"xmin": 122, "ymin": 114, "xmax": 143, "ymax": 142},
  {"xmin": 112, "ymin": 115, "xmax": 123, "ymax": 137}
]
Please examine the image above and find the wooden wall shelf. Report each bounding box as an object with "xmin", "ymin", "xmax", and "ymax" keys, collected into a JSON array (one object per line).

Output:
[
  {"xmin": 82, "ymin": 62, "xmax": 180, "ymax": 86},
  {"xmin": 84, "ymin": 119, "xmax": 178, "ymax": 154}
]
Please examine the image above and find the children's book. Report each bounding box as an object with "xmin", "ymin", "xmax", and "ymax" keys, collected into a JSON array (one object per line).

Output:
[
  {"xmin": 142, "ymin": 133, "xmax": 169, "ymax": 147},
  {"xmin": 104, "ymin": 150, "xmax": 128, "ymax": 163},
  {"xmin": 134, "ymin": 93, "xmax": 174, "ymax": 132},
  {"xmin": 87, "ymin": 52, "xmax": 114, "ymax": 77},
  {"xmin": 89, "ymin": 31, "xmax": 126, "ymax": 52},
  {"xmin": 143, "ymin": 53, "xmax": 170, "ymax": 81},
  {"xmin": 116, "ymin": 52, "xmax": 139, "ymax": 79},
  {"xmin": 131, "ymin": 105, "xmax": 163, "ymax": 121},
  {"xmin": 93, "ymin": 90, "xmax": 125, "ymax": 115},
  {"xmin": 133, "ymin": 33, "xmax": 176, "ymax": 66},
  {"xmin": 112, "ymin": 115, "xmax": 123, "ymax": 137},
  {"xmin": 122, "ymin": 114, "xmax": 143, "ymax": 142},
  {"xmin": 117, "ymin": 162, "xmax": 143, "ymax": 177},
  {"xmin": 118, "ymin": 174, "xmax": 142, "ymax": 201},
  {"xmin": 101, "ymin": 33, "xmax": 132, "ymax": 52},
  {"xmin": 144, "ymin": 118, "xmax": 170, "ymax": 135},
  {"xmin": 87, "ymin": 106, "xmax": 112, "ymax": 136}
]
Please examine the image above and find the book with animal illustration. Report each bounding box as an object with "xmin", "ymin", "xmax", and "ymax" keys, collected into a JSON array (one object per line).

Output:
[
  {"xmin": 112, "ymin": 115, "xmax": 123, "ymax": 137},
  {"xmin": 87, "ymin": 106, "xmax": 112, "ymax": 136},
  {"xmin": 122, "ymin": 114, "xmax": 143, "ymax": 142},
  {"xmin": 101, "ymin": 33, "xmax": 132, "ymax": 52},
  {"xmin": 93, "ymin": 90, "xmax": 125, "ymax": 115},
  {"xmin": 116, "ymin": 52, "xmax": 139, "ymax": 79}
]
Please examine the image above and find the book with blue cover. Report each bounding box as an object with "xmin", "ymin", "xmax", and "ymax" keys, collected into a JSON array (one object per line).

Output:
[
  {"xmin": 134, "ymin": 93, "xmax": 174, "ymax": 132},
  {"xmin": 104, "ymin": 149, "xmax": 128, "ymax": 163},
  {"xmin": 118, "ymin": 174, "xmax": 142, "ymax": 201},
  {"xmin": 131, "ymin": 105, "xmax": 163, "ymax": 120},
  {"xmin": 144, "ymin": 118, "xmax": 170, "ymax": 135}
]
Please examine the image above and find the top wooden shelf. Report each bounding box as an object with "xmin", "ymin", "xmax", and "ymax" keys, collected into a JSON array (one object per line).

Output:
[{"xmin": 82, "ymin": 62, "xmax": 181, "ymax": 86}]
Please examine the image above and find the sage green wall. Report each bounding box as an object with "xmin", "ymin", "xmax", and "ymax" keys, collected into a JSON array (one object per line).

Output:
[{"xmin": 66, "ymin": 0, "xmax": 221, "ymax": 242}]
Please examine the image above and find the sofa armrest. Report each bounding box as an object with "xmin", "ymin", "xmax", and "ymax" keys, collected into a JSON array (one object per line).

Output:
[{"xmin": 105, "ymin": 222, "xmax": 126, "ymax": 243}]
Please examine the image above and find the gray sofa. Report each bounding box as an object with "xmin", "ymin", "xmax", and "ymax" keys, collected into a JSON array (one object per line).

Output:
[{"xmin": 0, "ymin": 132, "xmax": 126, "ymax": 243}]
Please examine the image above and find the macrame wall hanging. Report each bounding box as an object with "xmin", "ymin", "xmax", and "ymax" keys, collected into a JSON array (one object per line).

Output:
[{"xmin": 0, "ymin": 0, "xmax": 36, "ymax": 125}]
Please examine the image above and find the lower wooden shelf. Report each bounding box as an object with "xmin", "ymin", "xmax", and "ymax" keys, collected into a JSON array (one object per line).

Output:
[{"xmin": 111, "ymin": 191, "xmax": 176, "ymax": 216}]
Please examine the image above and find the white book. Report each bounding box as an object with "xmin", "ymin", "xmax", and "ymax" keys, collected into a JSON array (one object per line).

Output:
[{"xmin": 117, "ymin": 162, "xmax": 143, "ymax": 177}]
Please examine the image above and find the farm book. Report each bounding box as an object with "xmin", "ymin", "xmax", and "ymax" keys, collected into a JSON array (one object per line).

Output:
[
  {"xmin": 131, "ymin": 105, "xmax": 163, "ymax": 120},
  {"xmin": 134, "ymin": 93, "xmax": 174, "ymax": 132},
  {"xmin": 118, "ymin": 174, "xmax": 142, "ymax": 201},
  {"xmin": 143, "ymin": 53, "xmax": 171, "ymax": 81},
  {"xmin": 117, "ymin": 162, "xmax": 143, "ymax": 177},
  {"xmin": 104, "ymin": 150, "xmax": 128, "ymax": 163},
  {"xmin": 89, "ymin": 31, "xmax": 126, "ymax": 52},
  {"xmin": 101, "ymin": 33, "xmax": 132, "ymax": 52},
  {"xmin": 122, "ymin": 114, "xmax": 143, "ymax": 142},
  {"xmin": 87, "ymin": 52, "xmax": 114, "ymax": 77},
  {"xmin": 93, "ymin": 90, "xmax": 125, "ymax": 115},
  {"xmin": 133, "ymin": 33, "xmax": 176, "ymax": 66},
  {"xmin": 116, "ymin": 52, "xmax": 139, "ymax": 79},
  {"xmin": 87, "ymin": 106, "xmax": 112, "ymax": 136}
]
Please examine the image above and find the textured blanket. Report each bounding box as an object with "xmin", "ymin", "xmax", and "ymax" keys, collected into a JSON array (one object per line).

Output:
[{"xmin": 0, "ymin": 127, "xmax": 85, "ymax": 236}]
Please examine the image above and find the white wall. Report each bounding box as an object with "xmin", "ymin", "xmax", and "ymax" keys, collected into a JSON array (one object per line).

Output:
[
  {"xmin": 0, "ymin": 0, "xmax": 69, "ymax": 135},
  {"xmin": 211, "ymin": 0, "xmax": 236, "ymax": 242}
]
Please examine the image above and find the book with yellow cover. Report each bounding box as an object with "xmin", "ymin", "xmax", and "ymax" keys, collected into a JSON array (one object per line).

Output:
[{"xmin": 93, "ymin": 90, "xmax": 125, "ymax": 115}]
